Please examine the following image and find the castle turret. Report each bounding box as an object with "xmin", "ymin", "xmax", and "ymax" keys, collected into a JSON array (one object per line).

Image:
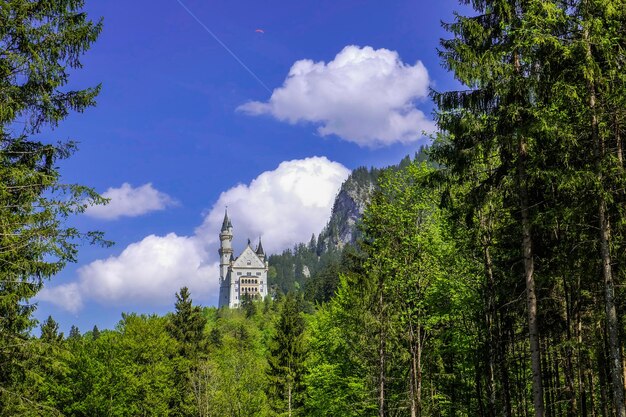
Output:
[
  {"xmin": 218, "ymin": 210, "xmax": 233, "ymax": 281},
  {"xmin": 256, "ymin": 237, "xmax": 265, "ymax": 261}
]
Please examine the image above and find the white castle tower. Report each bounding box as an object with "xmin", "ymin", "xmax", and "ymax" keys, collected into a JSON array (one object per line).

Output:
[{"xmin": 218, "ymin": 210, "xmax": 269, "ymax": 308}]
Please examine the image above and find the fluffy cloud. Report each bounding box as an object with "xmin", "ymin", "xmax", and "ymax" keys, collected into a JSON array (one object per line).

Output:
[
  {"xmin": 85, "ymin": 183, "xmax": 176, "ymax": 220},
  {"xmin": 41, "ymin": 157, "xmax": 349, "ymax": 312},
  {"xmin": 196, "ymin": 156, "xmax": 350, "ymax": 254},
  {"xmin": 39, "ymin": 234, "xmax": 217, "ymax": 312},
  {"xmin": 238, "ymin": 45, "xmax": 436, "ymax": 147},
  {"xmin": 38, "ymin": 283, "xmax": 83, "ymax": 314}
]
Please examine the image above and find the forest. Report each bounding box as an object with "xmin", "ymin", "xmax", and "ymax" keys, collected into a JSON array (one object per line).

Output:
[{"xmin": 3, "ymin": 0, "xmax": 626, "ymax": 416}]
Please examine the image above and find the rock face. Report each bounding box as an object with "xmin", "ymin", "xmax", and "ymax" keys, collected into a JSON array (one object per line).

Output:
[
  {"xmin": 316, "ymin": 166, "xmax": 380, "ymax": 253},
  {"xmin": 266, "ymin": 148, "xmax": 431, "ymax": 294}
]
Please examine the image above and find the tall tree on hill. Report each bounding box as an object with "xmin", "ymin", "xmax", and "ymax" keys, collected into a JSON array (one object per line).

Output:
[
  {"xmin": 167, "ymin": 287, "xmax": 207, "ymax": 416},
  {"xmin": 0, "ymin": 0, "xmax": 105, "ymax": 411},
  {"xmin": 267, "ymin": 292, "xmax": 307, "ymax": 417},
  {"xmin": 168, "ymin": 287, "xmax": 207, "ymax": 359}
]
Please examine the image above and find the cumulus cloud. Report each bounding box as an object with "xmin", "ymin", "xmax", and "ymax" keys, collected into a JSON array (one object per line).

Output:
[
  {"xmin": 196, "ymin": 156, "xmax": 350, "ymax": 253},
  {"xmin": 85, "ymin": 183, "xmax": 176, "ymax": 220},
  {"xmin": 38, "ymin": 283, "xmax": 83, "ymax": 314},
  {"xmin": 238, "ymin": 45, "xmax": 436, "ymax": 147},
  {"xmin": 39, "ymin": 234, "xmax": 217, "ymax": 312},
  {"xmin": 41, "ymin": 157, "xmax": 349, "ymax": 312}
]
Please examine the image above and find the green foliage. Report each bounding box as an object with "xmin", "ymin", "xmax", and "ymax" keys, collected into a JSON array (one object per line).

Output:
[
  {"xmin": 267, "ymin": 293, "xmax": 307, "ymax": 416},
  {"xmin": 167, "ymin": 287, "xmax": 208, "ymax": 416},
  {"xmin": 0, "ymin": 0, "xmax": 106, "ymax": 411},
  {"xmin": 167, "ymin": 287, "xmax": 207, "ymax": 359}
]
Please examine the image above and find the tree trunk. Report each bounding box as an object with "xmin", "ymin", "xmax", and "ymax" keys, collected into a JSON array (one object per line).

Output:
[
  {"xmin": 518, "ymin": 131, "xmax": 545, "ymax": 417},
  {"xmin": 583, "ymin": 22, "xmax": 626, "ymax": 417},
  {"xmin": 417, "ymin": 324, "xmax": 423, "ymax": 417},
  {"xmin": 616, "ymin": 114, "xmax": 623, "ymax": 167},
  {"xmin": 481, "ymin": 212, "xmax": 497, "ymax": 417},
  {"xmin": 288, "ymin": 381, "xmax": 292, "ymax": 417},
  {"xmin": 499, "ymin": 315, "xmax": 513, "ymax": 417},
  {"xmin": 379, "ymin": 274, "xmax": 386, "ymax": 417},
  {"xmin": 513, "ymin": 47, "xmax": 544, "ymax": 417},
  {"xmin": 410, "ymin": 341, "xmax": 417, "ymax": 417}
]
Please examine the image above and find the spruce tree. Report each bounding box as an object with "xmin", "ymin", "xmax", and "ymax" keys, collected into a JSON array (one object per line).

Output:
[
  {"xmin": 0, "ymin": 1, "xmax": 104, "ymax": 411},
  {"xmin": 40, "ymin": 315, "xmax": 63, "ymax": 343},
  {"xmin": 433, "ymin": 1, "xmax": 573, "ymax": 414},
  {"xmin": 267, "ymin": 292, "xmax": 307, "ymax": 417},
  {"xmin": 167, "ymin": 287, "xmax": 207, "ymax": 416}
]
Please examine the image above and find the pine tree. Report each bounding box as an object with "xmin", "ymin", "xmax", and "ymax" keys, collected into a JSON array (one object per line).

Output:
[
  {"xmin": 0, "ymin": 1, "xmax": 105, "ymax": 411},
  {"xmin": 167, "ymin": 287, "xmax": 207, "ymax": 416},
  {"xmin": 168, "ymin": 287, "xmax": 207, "ymax": 359},
  {"xmin": 68, "ymin": 325, "xmax": 80, "ymax": 340},
  {"xmin": 40, "ymin": 315, "xmax": 63, "ymax": 343},
  {"xmin": 432, "ymin": 1, "xmax": 576, "ymax": 414},
  {"xmin": 91, "ymin": 325, "xmax": 100, "ymax": 340},
  {"xmin": 267, "ymin": 293, "xmax": 307, "ymax": 416}
]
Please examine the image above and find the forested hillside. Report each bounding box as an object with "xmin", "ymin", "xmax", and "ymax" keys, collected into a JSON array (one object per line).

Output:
[{"xmin": 267, "ymin": 149, "xmax": 428, "ymax": 300}]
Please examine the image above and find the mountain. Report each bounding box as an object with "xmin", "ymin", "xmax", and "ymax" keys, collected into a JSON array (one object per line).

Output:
[
  {"xmin": 267, "ymin": 147, "xmax": 430, "ymax": 299},
  {"xmin": 315, "ymin": 165, "xmax": 381, "ymax": 253}
]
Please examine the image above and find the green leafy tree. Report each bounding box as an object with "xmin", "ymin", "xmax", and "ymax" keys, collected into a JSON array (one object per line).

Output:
[
  {"xmin": 241, "ymin": 293, "xmax": 257, "ymax": 318},
  {"xmin": 432, "ymin": 1, "xmax": 572, "ymax": 414},
  {"xmin": 193, "ymin": 312, "xmax": 270, "ymax": 417}
]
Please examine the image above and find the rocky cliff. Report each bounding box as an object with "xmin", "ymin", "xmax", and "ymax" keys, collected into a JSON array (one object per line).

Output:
[{"xmin": 315, "ymin": 166, "xmax": 380, "ymax": 253}]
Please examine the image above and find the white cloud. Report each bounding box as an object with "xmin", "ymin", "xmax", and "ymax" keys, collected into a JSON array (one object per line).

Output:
[
  {"xmin": 238, "ymin": 45, "xmax": 436, "ymax": 147},
  {"xmin": 77, "ymin": 234, "xmax": 215, "ymax": 305},
  {"xmin": 41, "ymin": 157, "xmax": 349, "ymax": 312},
  {"xmin": 40, "ymin": 234, "xmax": 218, "ymax": 311},
  {"xmin": 85, "ymin": 183, "xmax": 176, "ymax": 220},
  {"xmin": 38, "ymin": 283, "xmax": 83, "ymax": 314},
  {"xmin": 196, "ymin": 156, "xmax": 350, "ymax": 254}
]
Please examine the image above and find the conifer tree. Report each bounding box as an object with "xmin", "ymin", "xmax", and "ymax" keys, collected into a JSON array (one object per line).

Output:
[
  {"xmin": 167, "ymin": 287, "xmax": 207, "ymax": 416},
  {"xmin": 432, "ymin": 1, "xmax": 575, "ymax": 414},
  {"xmin": 68, "ymin": 325, "xmax": 80, "ymax": 340},
  {"xmin": 0, "ymin": 1, "xmax": 104, "ymax": 410},
  {"xmin": 267, "ymin": 292, "xmax": 307, "ymax": 417},
  {"xmin": 40, "ymin": 315, "xmax": 63, "ymax": 343}
]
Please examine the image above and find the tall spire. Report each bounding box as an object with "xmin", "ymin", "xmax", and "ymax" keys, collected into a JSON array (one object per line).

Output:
[
  {"xmin": 256, "ymin": 237, "xmax": 265, "ymax": 256},
  {"xmin": 221, "ymin": 209, "xmax": 232, "ymax": 232}
]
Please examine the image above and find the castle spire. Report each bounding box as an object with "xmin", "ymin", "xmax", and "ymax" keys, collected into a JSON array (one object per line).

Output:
[
  {"xmin": 221, "ymin": 209, "xmax": 232, "ymax": 232},
  {"xmin": 256, "ymin": 237, "xmax": 265, "ymax": 256}
]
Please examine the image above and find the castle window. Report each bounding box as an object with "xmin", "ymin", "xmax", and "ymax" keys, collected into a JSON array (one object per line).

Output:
[
  {"xmin": 256, "ymin": 272, "xmax": 261, "ymax": 275},
  {"xmin": 247, "ymin": 272, "xmax": 251, "ymax": 276},
  {"xmin": 237, "ymin": 272, "xmax": 242, "ymax": 275},
  {"xmin": 247, "ymin": 260, "xmax": 251, "ymax": 265}
]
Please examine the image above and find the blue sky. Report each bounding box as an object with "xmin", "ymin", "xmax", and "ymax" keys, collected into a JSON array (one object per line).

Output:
[{"xmin": 33, "ymin": 0, "xmax": 465, "ymax": 334}]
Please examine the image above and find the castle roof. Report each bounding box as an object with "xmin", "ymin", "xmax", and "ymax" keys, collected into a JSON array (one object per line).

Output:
[
  {"xmin": 232, "ymin": 245, "xmax": 265, "ymax": 268},
  {"xmin": 256, "ymin": 238, "xmax": 264, "ymax": 256},
  {"xmin": 221, "ymin": 210, "xmax": 232, "ymax": 231}
]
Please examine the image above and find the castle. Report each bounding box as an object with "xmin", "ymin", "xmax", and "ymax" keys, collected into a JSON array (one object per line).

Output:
[{"xmin": 218, "ymin": 210, "xmax": 269, "ymax": 308}]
